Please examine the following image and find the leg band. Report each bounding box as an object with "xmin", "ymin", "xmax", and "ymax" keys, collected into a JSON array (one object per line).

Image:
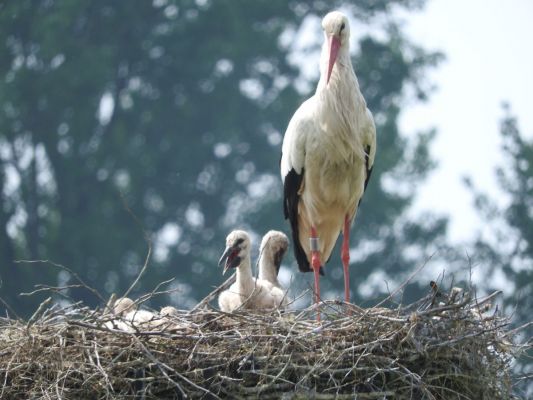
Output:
[{"xmin": 309, "ymin": 237, "xmax": 319, "ymax": 251}]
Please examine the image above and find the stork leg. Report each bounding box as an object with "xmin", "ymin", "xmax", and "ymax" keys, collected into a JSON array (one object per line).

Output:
[
  {"xmin": 341, "ymin": 215, "xmax": 351, "ymax": 304},
  {"xmin": 310, "ymin": 226, "xmax": 321, "ymax": 321}
]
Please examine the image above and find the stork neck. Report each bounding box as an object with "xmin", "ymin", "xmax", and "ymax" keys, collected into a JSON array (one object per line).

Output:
[
  {"xmin": 317, "ymin": 42, "xmax": 355, "ymax": 93},
  {"xmin": 313, "ymin": 39, "xmax": 366, "ymax": 162},
  {"xmin": 236, "ymin": 254, "xmax": 255, "ymax": 294},
  {"xmin": 259, "ymin": 253, "xmax": 280, "ymax": 287}
]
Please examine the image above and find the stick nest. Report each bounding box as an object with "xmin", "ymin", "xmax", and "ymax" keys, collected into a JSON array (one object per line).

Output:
[{"xmin": 0, "ymin": 285, "xmax": 527, "ymax": 399}]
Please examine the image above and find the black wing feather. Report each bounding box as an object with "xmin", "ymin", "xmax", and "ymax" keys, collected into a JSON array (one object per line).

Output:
[
  {"xmin": 282, "ymin": 154, "xmax": 325, "ymax": 276},
  {"xmin": 357, "ymin": 145, "xmax": 373, "ymax": 210},
  {"xmin": 283, "ymin": 167, "xmax": 312, "ymax": 273},
  {"xmin": 363, "ymin": 145, "xmax": 373, "ymax": 191}
]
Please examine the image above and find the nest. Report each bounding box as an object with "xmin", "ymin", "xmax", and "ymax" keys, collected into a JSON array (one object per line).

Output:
[{"xmin": 0, "ymin": 283, "xmax": 528, "ymax": 399}]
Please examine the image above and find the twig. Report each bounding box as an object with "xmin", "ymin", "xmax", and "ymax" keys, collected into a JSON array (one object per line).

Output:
[
  {"xmin": 26, "ymin": 297, "xmax": 52, "ymax": 329},
  {"xmin": 15, "ymin": 259, "xmax": 106, "ymax": 304},
  {"xmin": 374, "ymin": 252, "xmax": 435, "ymax": 309},
  {"xmin": 119, "ymin": 191, "xmax": 152, "ymax": 300},
  {"xmin": 189, "ymin": 273, "xmax": 236, "ymax": 313}
]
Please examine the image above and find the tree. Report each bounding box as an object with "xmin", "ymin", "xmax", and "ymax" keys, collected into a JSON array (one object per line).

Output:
[
  {"xmin": 465, "ymin": 105, "xmax": 532, "ymax": 394},
  {"xmin": 466, "ymin": 105, "xmax": 532, "ymax": 326},
  {"xmin": 0, "ymin": 0, "xmax": 446, "ymax": 315}
]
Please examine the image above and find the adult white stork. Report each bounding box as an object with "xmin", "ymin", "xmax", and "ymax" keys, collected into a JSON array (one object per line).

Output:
[{"xmin": 280, "ymin": 11, "xmax": 376, "ymax": 316}]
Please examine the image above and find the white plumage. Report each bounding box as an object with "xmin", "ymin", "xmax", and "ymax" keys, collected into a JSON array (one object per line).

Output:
[
  {"xmin": 160, "ymin": 306, "xmax": 179, "ymax": 317},
  {"xmin": 105, "ymin": 297, "xmax": 180, "ymax": 332},
  {"xmin": 217, "ymin": 230, "xmax": 286, "ymax": 312},
  {"xmin": 280, "ymin": 11, "xmax": 376, "ymax": 314},
  {"xmin": 258, "ymin": 230, "xmax": 289, "ymax": 289},
  {"xmin": 111, "ymin": 297, "xmax": 136, "ymax": 316}
]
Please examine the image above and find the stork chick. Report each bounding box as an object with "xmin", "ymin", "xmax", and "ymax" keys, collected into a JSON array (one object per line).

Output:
[
  {"xmin": 218, "ymin": 230, "xmax": 285, "ymax": 312},
  {"xmin": 258, "ymin": 230, "xmax": 289, "ymax": 289},
  {"xmin": 160, "ymin": 306, "xmax": 179, "ymax": 317},
  {"xmin": 105, "ymin": 297, "xmax": 158, "ymax": 332},
  {"xmin": 280, "ymin": 11, "xmax": 376, "ymax": 319},
  {"xmin": 112, "ymin": 297, "xmax": 136, "ymax": 316}
]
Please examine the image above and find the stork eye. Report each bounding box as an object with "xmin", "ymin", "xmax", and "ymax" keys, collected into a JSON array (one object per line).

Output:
[{"xmin": 340, "ymin": 22, "xmax": 345, "ymax": 32}]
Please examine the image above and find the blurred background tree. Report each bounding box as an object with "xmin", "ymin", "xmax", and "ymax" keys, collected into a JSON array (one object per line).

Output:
[
  {"xmin": 0, "ymin": 0, "xmax": 456, "ymax": 315},
  {"xmin": 465, "ymin": 105, "xmax": 533, "ymax": 389}
]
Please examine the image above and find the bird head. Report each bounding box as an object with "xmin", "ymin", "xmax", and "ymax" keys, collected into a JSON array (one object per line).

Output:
[
  {"xmin": 260, "ymin": 230, "xmax": 289, "ymax": 275},
  {"xmin": 218, "ymin": 230, "xmax": 250, "ymax": 275},
  {"xmin": 112, "ymin": 297, "xmax": 135, "ymax": 316},
  {"xmin": 321, "ymin": 11, "xmax": 350, "ymax": 84},
  {"xmin": 160, "ymin": 306, "xmax": 179, "ymax": 317}
]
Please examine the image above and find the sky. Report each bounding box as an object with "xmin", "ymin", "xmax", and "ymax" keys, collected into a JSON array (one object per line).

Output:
[{"xmin": 399, "ymin": 0, "xmax": 533, "ymax": 243}]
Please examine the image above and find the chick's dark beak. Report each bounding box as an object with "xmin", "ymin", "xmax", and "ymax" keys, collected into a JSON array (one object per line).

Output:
[
  {"xmin": 273, "ymin": 248, "xmax": 287, "ymax": 275},
  {"xmin": 218, "ymin": 245, "xmax": 241, "ymax": 275}
]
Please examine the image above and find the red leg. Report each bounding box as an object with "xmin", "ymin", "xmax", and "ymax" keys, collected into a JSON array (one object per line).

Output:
[
  {"xmin": 342, "ymin": 216, "xmax": 351, "ymax": 304},
  {"xmin": 310, "ymin": 226, "xmax": 321, "ymax": 321}
]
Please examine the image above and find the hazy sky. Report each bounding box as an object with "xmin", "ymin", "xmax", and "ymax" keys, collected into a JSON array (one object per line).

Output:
[{"xmin": 400, "ymin": 0, "xmax": 533, "ymax": 243}]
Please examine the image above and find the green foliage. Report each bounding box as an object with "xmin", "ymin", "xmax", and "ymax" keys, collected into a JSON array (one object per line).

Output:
[
  {"xmin": 0, "ymin": 0, "xmax": 446, "ymax": 315},
  {"xmin": 466, "ymin": 105, "xmax": 532, "ymax": 322},
  {"xmin": 465, "ymin": 104, "xmax": 532, "ymax": 394}
]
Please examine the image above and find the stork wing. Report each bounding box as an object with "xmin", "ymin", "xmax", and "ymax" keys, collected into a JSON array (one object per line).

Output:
[
  {"xmin": 280, "ymin": 99, "xmax": 316, "ymax": 273},
  {"xmin": 362, "ymin": 108, "xmax": 377, "ymax": 193},
  {"xmin": 280, "ymin": 99, "xmax": 313, "ymax": 183}
]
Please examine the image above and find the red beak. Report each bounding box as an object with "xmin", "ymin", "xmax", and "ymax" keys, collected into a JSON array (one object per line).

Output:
[{"xmin": 326, "ymin": 35, "xmax": 341, "ymax": 85}]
